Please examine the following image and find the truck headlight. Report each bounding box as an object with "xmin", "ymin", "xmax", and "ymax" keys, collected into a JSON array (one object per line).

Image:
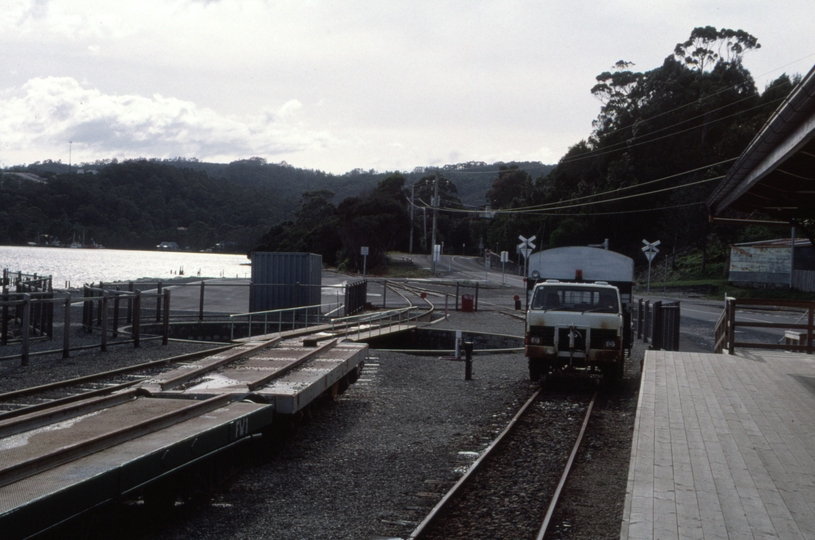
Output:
[
  {"xmin": 605, "ymin": 340, "xmax": 617, "ymax": 348},
  {"xmin": 531, "ymin": 336, "xmax": 541, "ymax": 344}
]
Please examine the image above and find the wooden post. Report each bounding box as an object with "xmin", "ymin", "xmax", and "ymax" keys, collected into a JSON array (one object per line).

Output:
[
  {"xmin": 474, "ymin": 282, "xmax": 479, "ymax": 312},
  {"xmin": 126, "ymin": 281, "xmax": 134, "ymax": 324},
  {"xmin": 162, "ymin": 289, "xmax": 170, "ymax": 345},
  {"xmin": 156, "ymin": 282, "xmax": 163, "ymax": 322},
  {"xmin": 21, "ymin": 294, "xmax": 31, "ymax": 366},
  {"xmin": 101, "ymin": 291, "xmax": 108, "ymax": 352},
  {"xmin": 46, "ymin": 291, "xmax": 54, "ymax": 338},
  {"xmin": 82, "ymin": 286, "xmax": 90, "ymax": 332},
  {"xmin": 727, "ymin": 298, "xmax": 737, "ymax": 355},
  {"xmin": 455, "ymin": 282, "xmax": 460, "ymax": 311},
  {"xmin": 1, "ymin": 291, "xmax": 7, "ymax": 345},
  {"xmin": 133, "ymin": 291, "xmax": 141, "ymax": 348},
  {"xmin": 96, "ymin": 287, "xmax": 103, "ymax": 328},
  {"xmin": 199, "ymin": 280, "xmax": 205, "ymax": 322},
  {"xmin": 807, "ymin": 306, "xmax": 814, "ymax": 355},
  {"xmin": 382, "ymin": 280, "xmax": 387, "ymax": 309},
  {"xmin": 112, "ymin": 293, "xmax": 120, "ymax": 338},
  {"xmin": 63, "ymin": 295, "xmax": 71, "ymax": 358}
]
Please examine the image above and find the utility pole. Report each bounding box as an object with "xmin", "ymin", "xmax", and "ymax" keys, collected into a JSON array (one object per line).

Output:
[
  {"xmin": 422, "ymin": 206, "xmax": 427, "ymax": 252},
  {"xmin": 409, "ymin": 183, "xmax": 415, "ymax": 254},
  {"xmin": 431, "ymin": 174, "xmax": 439, "ymax": 275}
]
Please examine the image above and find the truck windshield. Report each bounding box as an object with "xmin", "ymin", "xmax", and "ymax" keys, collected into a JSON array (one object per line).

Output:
[{"xmin": 530, "ymin": 286, "xmax": 618, "ymax": 312}]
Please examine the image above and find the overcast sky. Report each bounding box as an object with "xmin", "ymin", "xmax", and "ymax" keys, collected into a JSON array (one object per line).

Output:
[{"xmin": 1, "ymin": 0, "xmax": 813, "ymax": 174}]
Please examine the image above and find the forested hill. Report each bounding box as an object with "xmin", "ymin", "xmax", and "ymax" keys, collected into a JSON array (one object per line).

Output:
[
  {"xmin": 0, "ymin": 158, "xmax": 551, "ymax": 251},
  {"xmin": 141, "ymin": 158, "xmax": 553, "ymax": 207}
]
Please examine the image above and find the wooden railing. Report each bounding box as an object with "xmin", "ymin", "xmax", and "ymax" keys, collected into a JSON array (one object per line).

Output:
[{"xmin": 713, "ymin": 298, "xmax": 815, "ymax": 354}]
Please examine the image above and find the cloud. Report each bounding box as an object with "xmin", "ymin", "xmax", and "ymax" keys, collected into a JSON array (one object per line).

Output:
[{"xmin": 0, "ymin": 77, "xmax": 334, "ymax": 165}]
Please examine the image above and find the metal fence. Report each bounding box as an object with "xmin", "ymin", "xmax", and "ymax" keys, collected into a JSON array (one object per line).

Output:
[
  {"xmin": 636, "ymin": 299, "xmax": 681, "ymax": 352},
  {"xmin": 0, "ymin": 286, "xmax": 171, "ymax": 366}
]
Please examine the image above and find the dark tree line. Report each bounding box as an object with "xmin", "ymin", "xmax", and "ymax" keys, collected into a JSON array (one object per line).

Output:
[{"xmin": 0, "ymin": 160, "xmax": 286, "ymax": 251}]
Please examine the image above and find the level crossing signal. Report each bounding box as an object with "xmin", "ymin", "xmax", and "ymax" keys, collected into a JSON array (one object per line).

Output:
[{"xmin": 642, "ymin": 239, "xmax": 660, "ymax": 263}]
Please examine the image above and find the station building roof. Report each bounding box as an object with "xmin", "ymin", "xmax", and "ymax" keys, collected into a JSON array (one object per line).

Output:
[{"xmin": 707, "ymin": 63, "xmax": 815, "ymax": 222}]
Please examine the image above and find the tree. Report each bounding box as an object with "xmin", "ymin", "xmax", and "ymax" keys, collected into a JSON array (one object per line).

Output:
[
  {"xmin": 485, "ymin": 166, "xmax": 533, "ymax": 208},
  {"xmin": 674, "ymin": 27, "xmax": 760, "ymax": 71}
]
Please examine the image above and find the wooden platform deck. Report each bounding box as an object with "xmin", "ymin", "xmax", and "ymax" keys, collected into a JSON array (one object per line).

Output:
[{"xmin": 621, "ymin": 349, "xmax": 815, "ymax": 539}]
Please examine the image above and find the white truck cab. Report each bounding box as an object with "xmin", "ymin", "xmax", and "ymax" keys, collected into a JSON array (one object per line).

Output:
[{"xmin": 524, "ymin": 247, "xmax": 634, "ymax": 382}]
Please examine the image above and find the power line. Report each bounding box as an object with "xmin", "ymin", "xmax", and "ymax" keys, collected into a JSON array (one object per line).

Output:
[
  {"xmin": 556, "ymin": 94, "xmax": 788, "ymax": 166},
  {"xmin": 507, "ymin": 158, "xmax": 736, "ymax": 212}
]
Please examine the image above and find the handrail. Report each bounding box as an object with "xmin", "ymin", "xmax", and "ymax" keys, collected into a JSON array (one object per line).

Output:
[
  {"xmin": 715, "ymin": 297, "xmax": 815, "ymax": 354},
  {"xmin": 228, "ymin": 303, "xmax": 341, "ymax": 341}
]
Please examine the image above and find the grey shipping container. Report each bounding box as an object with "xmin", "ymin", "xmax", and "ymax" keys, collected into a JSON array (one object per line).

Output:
[{"xmin": 250, "ymin": 252, "xmax": 322, "ymax": 312}]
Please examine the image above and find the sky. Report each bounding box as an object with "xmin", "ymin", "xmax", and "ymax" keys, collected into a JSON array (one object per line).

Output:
[{"xmin": 1, "ymin": 0, "xmax": 814, "ymax": 174}]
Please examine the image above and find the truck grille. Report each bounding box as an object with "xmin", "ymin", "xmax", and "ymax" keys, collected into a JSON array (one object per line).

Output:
[
  {"xmin": 590, "ymin": 329, "xmax": 618, "ymax": 349},
  {"xmin": 528, "ymin": 325, "xmax": 555, "ymax": 345}
]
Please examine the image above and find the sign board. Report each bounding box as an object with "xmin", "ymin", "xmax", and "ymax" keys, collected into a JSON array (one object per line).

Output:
[
  {"xmin": 485, "ymin": 249, "xmax": 491, "ymax": 258},
  {"xmin": 520, "ymin": 247, "xmax": 532, "ymax": 259},
  {"xmin": 644, "ymin": 250, "xmax": 657, "ymax": 262},
  {"xmin": 360, "ymin": 246, "xmax": 369, "ymax": 256},
  {"xmin": 433, "ymin": 244, "xmax": 441, "ymax": 262},
  {"xmin": 500, "ymin": 251, "xmax": 508, "ymax": 263}
]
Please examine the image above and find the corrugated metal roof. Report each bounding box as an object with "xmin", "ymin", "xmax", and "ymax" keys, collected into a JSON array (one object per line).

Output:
[{"xmin": 732, "ymin": 237, "xmax": 812, "ymax": 248}]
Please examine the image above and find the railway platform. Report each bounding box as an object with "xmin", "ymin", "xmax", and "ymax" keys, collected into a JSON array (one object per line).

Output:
[{"xmin": 621, "ymin": 349, "xmax": 815, "ymax": 539}]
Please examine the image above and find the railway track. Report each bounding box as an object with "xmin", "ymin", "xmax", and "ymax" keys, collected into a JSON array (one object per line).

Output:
[
  {"xmin": 408, "ymin": 386, "xmax": 597, "ymax": 540},
  {"xmin": 0, "ymin": 344, "xmax": 238, "ymax": 419}
]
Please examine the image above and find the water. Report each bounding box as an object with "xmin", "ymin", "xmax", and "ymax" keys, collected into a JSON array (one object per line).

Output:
[{"xmin": 1, "ymin": 245, "xmax": 250, "ymax": 287}]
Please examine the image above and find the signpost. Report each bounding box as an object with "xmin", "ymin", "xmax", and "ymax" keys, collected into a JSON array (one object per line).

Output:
[
  {"xmin": 518, "ymin": 235, "xmax": 536, "ymax": 280},
  {"xmin": 484, "ymin": 249, "xmax": 491, "ymax": 281},
  {"xmin": 500, "ymin": 251, "xmax": 508, "ymax": 284},
  {"xmin": 361, "ymin": 246, "xmax": 369, "ymax": 279},
  {"xmin": 642, "ymin": 239, "xmax": 660, "ymax": 293}
]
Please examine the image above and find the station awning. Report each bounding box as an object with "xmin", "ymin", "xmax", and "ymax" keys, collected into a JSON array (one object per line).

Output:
[{"xmin": 707, "ymin": 64, "xmax": 815, "ymax": 222}]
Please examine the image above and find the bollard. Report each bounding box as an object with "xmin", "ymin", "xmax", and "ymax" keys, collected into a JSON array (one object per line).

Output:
[
  {"xmin": 463, "ymin": 341, "xmax": 473, "ymax": 380},
  {"xmin": 514, "ymin": 294, "xmax": 521, "ymax": 310}
]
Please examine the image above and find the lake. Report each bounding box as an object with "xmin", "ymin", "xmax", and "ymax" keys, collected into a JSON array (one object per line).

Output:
[{"xmin": 1, "ymin": 245, "xmax": 250, "ymax": 288}]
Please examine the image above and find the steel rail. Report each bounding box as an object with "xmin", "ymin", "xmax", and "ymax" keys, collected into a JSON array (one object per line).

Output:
[
  {"xmin": 536, "ymin": 389, "xmax": 598, "ymax": 540},
  {"xmin": 0, "ymin": 389, "xmax": 142, "ymax": 439},
  {"xmin": 407, "ymin": 387, "xmax": 542, "ymax": 539},
  {"xmin": 0, "ymin": 380, "xmax": 142, "ymax": 422},
  {"xmin": 0, "ymin": 343, "xmax": 238, "ymax": 404}
]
